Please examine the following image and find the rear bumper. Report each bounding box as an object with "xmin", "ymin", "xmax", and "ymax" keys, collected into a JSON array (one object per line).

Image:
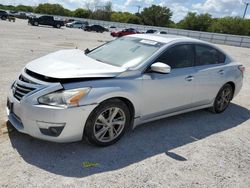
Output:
[{"xmin": 7, "ymin": 92, "xmax": 97, "ymax": 143}]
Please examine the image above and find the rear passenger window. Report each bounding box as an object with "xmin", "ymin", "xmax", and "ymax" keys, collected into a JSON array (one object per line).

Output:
[
  {"xmin": 155, "ymin": 44, "xmax": 195, "ymax": 69},
  {"xmin": 195, "ymin": 45, "xmax": 226, "ymax": 66}
]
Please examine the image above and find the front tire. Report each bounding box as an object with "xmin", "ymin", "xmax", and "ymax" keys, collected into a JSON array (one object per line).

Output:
[
  {"xmin": 84, "ymin": 99, "xmax": 131, "ymax": 146},
  {"xmin": 34, "ymin": 21, "xmax": 39, "ymax": 26},
  {"xmin": 210, "ymin": 84, "xmax": 233, "ymax": 113}
]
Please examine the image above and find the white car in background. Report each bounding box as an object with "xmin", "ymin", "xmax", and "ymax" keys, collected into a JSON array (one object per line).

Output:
[{"xmin": 7, "ymin": 34, "xmax": 244, "ymax": 146}]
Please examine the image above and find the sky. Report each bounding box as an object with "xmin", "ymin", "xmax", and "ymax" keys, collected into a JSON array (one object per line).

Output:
[{"xmin": 1, "ymin": 0, "xmax": 250, "ymax": 22}]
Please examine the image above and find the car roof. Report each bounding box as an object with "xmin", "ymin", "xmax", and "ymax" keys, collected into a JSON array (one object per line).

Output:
[
  {"xmin": 127, "ymin": 34, "xmax": 231, "ymax": 59},
  {"xmin": 128, "ymin": 34, "xmax": 208, "ymax": 45}
]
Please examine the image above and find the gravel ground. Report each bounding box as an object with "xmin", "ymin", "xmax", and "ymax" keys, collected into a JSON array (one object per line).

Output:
[{"xmin": 0, "ymin": 19, "xmax": 250, "ymax": 188}]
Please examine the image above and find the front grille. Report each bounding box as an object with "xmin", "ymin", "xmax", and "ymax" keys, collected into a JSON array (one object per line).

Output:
[
  {"xmin": 19, "ymin": 74, "xmax": 36, "ymax": 84},
  {"xmin": 13, "ymin": 83, "xmax": 36, "ymax": 101}
]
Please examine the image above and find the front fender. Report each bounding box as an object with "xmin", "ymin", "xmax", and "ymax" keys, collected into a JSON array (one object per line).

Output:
[{"xmin": 80, "ymin": 86, "xmax": 141, "ymax": 118}]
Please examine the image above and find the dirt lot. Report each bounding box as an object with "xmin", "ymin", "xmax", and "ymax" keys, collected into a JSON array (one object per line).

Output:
[{"xmin": 0, "ymin": 19, "xmax": 250, "ymax": 188}]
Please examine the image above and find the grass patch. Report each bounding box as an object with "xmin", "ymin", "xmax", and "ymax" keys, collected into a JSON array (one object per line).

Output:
[{"xmin": 82, "ymin": 161, "xmax": 99, "ymax": 168}]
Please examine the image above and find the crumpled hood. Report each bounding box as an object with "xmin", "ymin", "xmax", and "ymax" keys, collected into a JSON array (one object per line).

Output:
[{"xmin": 25, "ymin": 49, "xmax": 127, "ymax": 79}]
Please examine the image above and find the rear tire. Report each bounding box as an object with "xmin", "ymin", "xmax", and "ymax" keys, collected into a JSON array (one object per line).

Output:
[
  {"xmin": 84, "ymin": 99, "xmax": 131, "ymax": 146},
  {"xmin": 1, "ymin": 15, "xmax": 7, "ymax": 20},
  {"xmin": 56, "ymin": 24, "xmax": 61, "ymax": 28},
  {"xmin": 34, "ymin": 21, "xmax": 38, "ymax": 26},
  {"xmin": 209, "ymin": 84, "xmax": 233, "ymax": 113}
]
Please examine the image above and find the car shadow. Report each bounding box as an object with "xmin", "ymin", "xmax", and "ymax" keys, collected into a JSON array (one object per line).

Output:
[
  {"xmin": 7, "ymin": 103, "xmax": 250, "ymax": 178},
  {"xmin": 30, "ymin": 25, "xmax": 65, "ymax": 30}
]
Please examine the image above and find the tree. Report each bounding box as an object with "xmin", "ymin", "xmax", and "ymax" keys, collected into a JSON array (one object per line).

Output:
[
  {"xmin": 15, "ymin": 5, "xmax": 34, "ymax": 12},
  {"xmin": 90, "ymin": 1, "xmax": 112, "ymax": 21},
  {"xmin": 140, "ymin": 5, "xmax": 172, "ymax": 27},
  {"xmin": 104, "ymin": 1, "xmax": 112, "ymax": 12},
  {"xmin": 177, "ymin": 12, "xmax": 213, "ymax": 31},
  {"xmin": 34, "ymin": 3, "xmax": 71, "ymax": 16},
  {"xmin": 73, "ymin": 8, "xmax": 90, "ymax": 18},
  {"xmin": 111, "ymin": 12, "xmax": 141, "ymax": 24},
  {"xmin": 127, "ymin": 15, "xmax": 141, "ymax": 24},
  {"xmin": 209, "ymin": 17, "xmax": 249, "ymax": 35}
]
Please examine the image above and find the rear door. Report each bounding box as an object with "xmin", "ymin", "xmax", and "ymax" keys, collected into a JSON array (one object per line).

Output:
[
  {"xmin": 39, "ymin": 16, "xmax": 51, "ymax": 25},
  {"xmin": 192, "ymin": 44, "xmax": 227, "ymax": 105},
  {"xmin": 141, "ymin": 44, "xmax": 197, "ymax": 119}
]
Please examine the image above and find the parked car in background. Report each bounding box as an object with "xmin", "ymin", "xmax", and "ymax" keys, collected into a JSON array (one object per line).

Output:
[
  {"xmin": 84, "ymin": 25, "xmax": 108, "ymax": 33},
  {"xmin": 9, "ymin": 10, "xmax": 18, "ymax": 14},
  {"xmin": 111, "ymin": 28, "xmax": 140, "ymax": 37},
  {"xmin": 157, "ymin": 31, "xmax": 168, "ymax": 34},
  {"xmin": 146, "ymin": 29, "xmax": 157, "ymax": 34},
  {"xmin": 66, "ymin": 21, "xmax": 88, "ymax": 29},
  {"xmin": 0, "ymin": 10, "xmax": 8, "ymax": 20},
  {"xmin": 64, "ymin": 18, "xmax": 75, "ymax": 24},
  {"xmin": 15, "ymin": 12, "xmax": 28, "ymax": 19},
  {"xmin": 7, "ymin": 34, "xmax": 244, "ymax": 146},
  {"xmin": 7, "ymin": 15, "xmax": 15, "ymax": 22},
  {"xmin": 28, "ymin": 15, "xmax": 64, "ymax": 28}
]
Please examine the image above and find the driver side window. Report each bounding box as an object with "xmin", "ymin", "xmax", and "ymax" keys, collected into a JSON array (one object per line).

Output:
[{"xmin": 155, "ymin": 44, "xmax": 195, "ymax": 69}]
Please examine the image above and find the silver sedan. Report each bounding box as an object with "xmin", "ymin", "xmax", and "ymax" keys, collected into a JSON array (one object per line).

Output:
[{"xmin": 7, "ymin": 34, "xmax": 244, "ymax": 146}]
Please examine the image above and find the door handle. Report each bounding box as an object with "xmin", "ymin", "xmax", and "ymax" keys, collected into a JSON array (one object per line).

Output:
[
  {"xmin": 185, "ymin": 75, "xmax": 194, "ymax": 81},
  {"xmin": 218, "ymin": 70, "xmax": 224, "ymax": 75}
]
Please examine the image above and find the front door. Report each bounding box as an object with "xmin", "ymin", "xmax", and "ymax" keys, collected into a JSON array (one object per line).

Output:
[{"xmin": 141, "ymin": 44, "xmax": 196, "ymax": 120}]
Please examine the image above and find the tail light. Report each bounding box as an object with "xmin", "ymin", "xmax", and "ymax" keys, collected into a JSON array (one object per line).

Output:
[{"xmin": 238, "ymin": 65, "xmax": 245, "ymax": 74}]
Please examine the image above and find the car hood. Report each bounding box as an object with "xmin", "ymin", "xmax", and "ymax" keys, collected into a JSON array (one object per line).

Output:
[{"xmin": 25, "ymin": 49, "xmax": 127, "ymax": 79}]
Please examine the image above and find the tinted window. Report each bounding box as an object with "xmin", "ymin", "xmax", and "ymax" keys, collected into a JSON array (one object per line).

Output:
[
  {"xmin": 155, "ymin": 44, "xmax": 195, "ymax": 68},
  {"xmin": 195, "ymin": 45, "xmax": 226, "ymax": 66}
]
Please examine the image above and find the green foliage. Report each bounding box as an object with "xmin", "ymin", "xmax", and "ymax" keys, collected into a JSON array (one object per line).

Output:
[
  {"xmin": 209, "ymin": 17, "xmax": 250, "ymax": 35},
  {"xmin": 177, "ymin": 12, "xmax": 213, "ymax": 31},
  {"xmin": 34, "ymin": 3, "xmax": 71, "ymax": 16},
  {"xmin": 0, "ymin": 4, "xmax": 33, "ymax": 12},
  {"xmin": 0, "ymin": 4, "xmax": 17, "ymax": 11},
  {"xmin": 127, "ymin": 15, "xmax": 141, "ymax": 24},
  {"xmin": 15, "ymin": 5, "xmax": 34, "ymax": 12},
  {"xmin": 140, "ymin": 5, "xmax": 173, "ymax": 27},
  {"xmin": 73, "ymin": 8, "xmax": 90, "ymax": 18},
  {"xmin": 111, "ymin": 12, "xmax": 141, "ymax": 24}
]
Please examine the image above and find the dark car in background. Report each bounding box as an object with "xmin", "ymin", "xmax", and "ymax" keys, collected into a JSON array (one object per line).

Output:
[
  {"xmin": 111, "ymin": 28, "xmax": 140, "ymax": 37},
  {"xmin": 157, "ymin": 31, "xmax": 168, "ymax": 34},
  {"xmin": 84, "ymin": 25, "xmax": 108, "ymax": 33},
  {"xmin": 28, "ymin": 15, "xmax": 64, "ymax": 28},
  {"xmin": 0, "ymin": 10, "xmax": 8, "ymax": 20},
  {"xmin": 15, "ymin": 12, "xmax": 29, "ymax": 19},
  {"xmin": 146, "ymin": 29, "xmax": 157, "ymax": 34}
]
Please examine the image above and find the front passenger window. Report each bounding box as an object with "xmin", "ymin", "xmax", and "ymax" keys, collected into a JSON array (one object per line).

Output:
[{"xmin": 155, "ymin": 44, "xmax": 195, "ymax": 69}]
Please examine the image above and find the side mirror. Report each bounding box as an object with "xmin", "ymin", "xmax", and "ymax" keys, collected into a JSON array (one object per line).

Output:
[
  {"xmin": 84, "ymin": 48, "xmax": 90, "ymax": 54},
  {"xmin": 150, "ymin": 62, "xmax": 171, "ymax": 74}
]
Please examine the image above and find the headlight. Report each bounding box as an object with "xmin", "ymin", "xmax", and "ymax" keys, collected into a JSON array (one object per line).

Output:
[{"xmin": 38, "ymin": 88, "xmax": 90, "ymax": 107}]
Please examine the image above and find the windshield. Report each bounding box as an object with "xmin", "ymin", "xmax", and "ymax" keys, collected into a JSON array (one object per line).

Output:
[{"xmin": 87, "ymin": 37, "xmax": 163, "ymax": 68}]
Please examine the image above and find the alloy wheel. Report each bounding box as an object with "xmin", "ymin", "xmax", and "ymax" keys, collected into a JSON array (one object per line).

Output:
[
  {"xmin": 94, "ymin": 107, "xmax": 126, "ymax": 143},
  {"xmin": 215, "ymin": 87, "xmax": 232, "ymax": 112}
]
